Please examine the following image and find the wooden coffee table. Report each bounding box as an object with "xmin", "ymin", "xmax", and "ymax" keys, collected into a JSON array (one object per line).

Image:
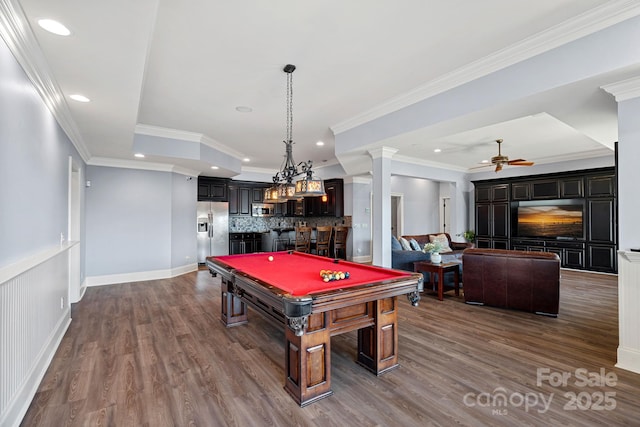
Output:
[{"xmin": 413, "ymin": 260, "xmax": 461, "ymax": 301}]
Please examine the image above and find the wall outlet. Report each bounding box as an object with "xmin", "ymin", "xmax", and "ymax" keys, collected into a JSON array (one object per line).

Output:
[{"xmin": 60, "ymin": 297, "xmax": 64, "ymax": 309}]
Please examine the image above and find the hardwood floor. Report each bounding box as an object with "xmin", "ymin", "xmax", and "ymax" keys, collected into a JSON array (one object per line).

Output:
[{"xmin": 21, "ymin": 269, "xmax": 640, "ymax": 426}]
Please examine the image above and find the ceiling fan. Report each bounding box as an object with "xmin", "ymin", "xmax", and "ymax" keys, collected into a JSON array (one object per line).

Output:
[{"xmin": 474, "ymin": 139, "xmax": 534, "ymax": 172}]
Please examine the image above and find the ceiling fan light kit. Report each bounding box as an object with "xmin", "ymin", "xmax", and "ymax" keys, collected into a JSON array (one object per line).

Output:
[{"xmin": 476, "ymin": 139, "xmax": 535, "ymax": 173}]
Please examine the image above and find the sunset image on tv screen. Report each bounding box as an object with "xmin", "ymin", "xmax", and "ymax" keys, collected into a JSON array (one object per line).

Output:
[{"xmin": 517, "ymin": 205, "xmax": 583, "ymax": 238}]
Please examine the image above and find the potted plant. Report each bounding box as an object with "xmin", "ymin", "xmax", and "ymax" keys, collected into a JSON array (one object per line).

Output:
[
  {"xmin": 423, "ymin": 241, "xmax": 443, "ymax": 264},
  {"xmin": 458, "ymin": 230, "xmax": 476, "ymax": 243}
]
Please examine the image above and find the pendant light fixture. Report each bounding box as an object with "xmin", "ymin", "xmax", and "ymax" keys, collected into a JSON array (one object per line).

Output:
[{"xmin": 263, "ymin": 64, "xmax": 325, "ymax": 203}]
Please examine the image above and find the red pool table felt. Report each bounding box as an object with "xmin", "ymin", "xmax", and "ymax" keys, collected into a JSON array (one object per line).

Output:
[{"xmin": 212, "ymin": 251, "xmax": 412, "ymax": 297}]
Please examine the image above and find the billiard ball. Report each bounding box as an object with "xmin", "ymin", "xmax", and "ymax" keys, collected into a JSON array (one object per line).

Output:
[{"xmin": 268, "ymin": 256, "xmax": 274, "ymax": 261}]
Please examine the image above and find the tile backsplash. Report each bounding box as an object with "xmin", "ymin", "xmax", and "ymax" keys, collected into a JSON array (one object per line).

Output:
[{"xmin": 229, "ymin": 216, "xmax": 352, "ymax": 233}]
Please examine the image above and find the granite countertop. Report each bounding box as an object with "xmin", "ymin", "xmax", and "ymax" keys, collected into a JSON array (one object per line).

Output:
[{"xmin": 271, "ymin": 227, "xmax": 295, "ymax": 232}]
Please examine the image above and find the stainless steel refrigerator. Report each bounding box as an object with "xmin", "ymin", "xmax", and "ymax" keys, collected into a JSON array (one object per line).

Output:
[{"xmin": 197, "ymin": 202, "xmax": 229, "ymax": 263}]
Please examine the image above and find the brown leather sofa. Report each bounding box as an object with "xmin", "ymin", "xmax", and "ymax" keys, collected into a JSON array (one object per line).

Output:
[{"xmin": 462, "ymin": 248, "xmax": 561, "ymax": 317}]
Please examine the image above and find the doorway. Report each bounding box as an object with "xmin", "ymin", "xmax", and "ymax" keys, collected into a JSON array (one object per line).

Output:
[
  {"xmin": 440, "ymin": 197, "xmax": 451, "ymax": 233},
  {"xmin": 68, "ymin": 157, "xmax": 82, "ymax": 303},
  {"xmin": 391, "ymin": 194, "xmax": 403, "ymax": 237}
]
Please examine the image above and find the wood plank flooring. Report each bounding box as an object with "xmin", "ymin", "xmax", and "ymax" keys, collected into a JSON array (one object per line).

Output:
[{"xmin": 21, "ymin": 269, "xmax": 640, "ymax": 426}]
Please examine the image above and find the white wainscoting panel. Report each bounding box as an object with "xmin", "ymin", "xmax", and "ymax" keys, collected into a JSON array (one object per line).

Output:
[
  {"xmin": 0, "ymin": 245, "xmax": 72, "ymax": 427},
  {"xmin": 617, "ymin": 250, "xmax": 640, "ymax": 374}
]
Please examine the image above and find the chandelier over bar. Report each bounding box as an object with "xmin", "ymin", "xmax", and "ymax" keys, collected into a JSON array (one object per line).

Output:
[{"xmin": 263, "ymin": 64, "xmax": 325, "ymax": 203}]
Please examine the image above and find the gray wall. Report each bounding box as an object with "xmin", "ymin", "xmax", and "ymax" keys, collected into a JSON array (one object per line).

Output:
[
  {"xmin": 0, "ymin": 37, "xmax": 85, "ymax": 269},
  {"xmin": 346, "ymin": 179, "xmax": 372, "ymax": 259},
  {"xmin": 171, "ymin": 175, "xmax": 197, "ymax": 268},
  {"xmin": 391, "ymin": 176, "xmax": 440, "ymax": 235},
  {"xmin": 85, "ymin": 166, "xmax": 192, "ymax": 276},
  {"xmin": 618, "ymin": 96, "xmax": 640, "ymax": 251}
]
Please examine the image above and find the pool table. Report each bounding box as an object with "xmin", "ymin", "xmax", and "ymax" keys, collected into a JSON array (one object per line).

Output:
[{"xmin": 206, "ymin": 251, "xmax": 423, "ymax": 406}]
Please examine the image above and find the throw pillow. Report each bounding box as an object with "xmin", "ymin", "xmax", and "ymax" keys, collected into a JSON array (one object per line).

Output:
[
  {"xmin": 409, "ymin": 238, "xmax": 421, "ymax": 251},
  {"xmin": 391, "ymin": 235, "xmax": 402, "ymax": 250},
  {"xmin": 399, "ymin": 237, "xmax": 412, "ymax": 251},
  {"xmin": 429, "ymin": 233, "xmax": 453, "ymax": 253}
]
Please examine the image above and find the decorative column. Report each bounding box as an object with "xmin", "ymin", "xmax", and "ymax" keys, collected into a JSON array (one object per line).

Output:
[
  {"xmin": 368, "ymin": 147, "xmax": 397, "ymax": 267},
  {"xmin": 602, "ymin": 76, "xmax": 640, "ymax": 374}
]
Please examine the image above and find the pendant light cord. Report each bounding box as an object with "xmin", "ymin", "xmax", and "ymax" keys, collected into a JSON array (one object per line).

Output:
[{"xmin": 286, "ymin": 68, "xmax": 293, "ymax": 144}]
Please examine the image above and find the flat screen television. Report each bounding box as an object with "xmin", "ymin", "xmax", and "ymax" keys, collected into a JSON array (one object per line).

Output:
[{"xmin": 515, "ymin": 200, "xmax": 584, "ymax": 239}]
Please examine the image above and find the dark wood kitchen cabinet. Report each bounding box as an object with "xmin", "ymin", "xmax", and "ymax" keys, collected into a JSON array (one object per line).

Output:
[
  {"xmin": 197, "ymin": 177, "xmax": 229, "ymax": 201},
  {"xmin": 229, "ymin": 233, "xmax": 263, "ymax": 254},
  {"xmin": 228, "ymin": 182, "xmax": 269, "ymax": 215},
  {"xmin": 252, "ymin": 186, "xmax": 267, "ymax": 203},
  {"xmin": 299, "ymin": 178, "xmax": 344, "ymax": 217},
  {"xmin": 228, "ymin": 184, "xmax": 251, "ymax": 216},
  {"xmin": 320, "ymin": 179, "xmax": 343, "ymax": 217}
]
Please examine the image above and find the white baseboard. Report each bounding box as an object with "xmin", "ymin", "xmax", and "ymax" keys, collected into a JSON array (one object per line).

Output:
[
  {"xmin": 86, "ymin": 263, "xmax": 198, "ymax": 287},
  {"xmin": 617, "ymin": 347, "xmax": 640, "ymax": 374},
  {"xmin": 1, "ymin": 311, "xmax": 70, "ymax": 427},
  {"xmin": 78, "ymin": 278, "xmax": 87, "ymax": 301},
  {"xmin": 351, "ymin": 255, "xmax": 373, "ymax": 264}
]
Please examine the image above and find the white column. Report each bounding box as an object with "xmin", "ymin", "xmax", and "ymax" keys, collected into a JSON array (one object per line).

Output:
[
  {"xmin": 602, "ymin": 77, "xmax": 640, "ymax": 374},
  {"xmin": 368, "ymin": 147, "xmax": 396, "ymax": 267}
]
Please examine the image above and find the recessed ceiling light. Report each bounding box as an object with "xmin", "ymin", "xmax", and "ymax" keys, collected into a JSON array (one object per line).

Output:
[
  {"xmin": 481, "ymin": 160, "xmax": 489, "ymax": 164},
  {"xmin": 316, "ymin": 141, "xmax": 324, "ymax": 146},
  {"xmin": 235, "ymin": 106, "xmax": 252, "ymax": 113},
  {"xmin": 70, "ymin": 94, "xmax": 90, "ymax": 103},
  {"xmin": 243, "ymin": 158, "xmax": 250, "ymax": 162},
  {"xmin": 211, "ymin": 166, "xmax": 219, "ymax": 170},
  {"xmin": 134, "ymin": 153, "xmax": 145, "ymax": 158},
  {"xmin": 37, "ymin": 19, "xmax": 71, "ymax": 36},
  {"xmin": 434, "ymin": 148, "xmax": 442, "ymax": 153}
]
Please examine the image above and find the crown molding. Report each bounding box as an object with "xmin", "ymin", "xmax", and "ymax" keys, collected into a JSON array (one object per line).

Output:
[
  {"xmin": 239, "ymin": 166, "xmax": 278, "ymax": 176},
  {"xmin": 345, "ymin": 176, "xmax": 372, "ymax": 185},
  {"xmin": 531, "ymin": 148, "xmax": 614, "ymax": 165},
  {"xmin": 87, "ymin": 156, "xmax": 199, "ymax": 176},
  {"xmin": 240, "ymin": 157, "xmax": 341, "ymax": 178},
  {"xmin": 601, "ymin": 76, "xmax": 640, "ymax": 101},
  {"xmin": 0, "ymin": 0, "xmax": 91, "ymax": 162},
  {"xmin": 135, "ymin": 123, "xmax": 246, "ymax": 160},
  {"xmin": 368, "ymin": 147, "xmax": 398, "ymax": 159},
  {"xmin": 392, "ymin": 153, "xmax": 469, "ymax": 173},
  {"xmin": 331, "ymin": 0, "xmax": 640, "ymax": 135},
  {"xmin": 392, "ymin": 147, "xmax": 613, "ymax": 174},
  {"xmin": 135, "ymin": 123, "xmax": 202, "ymax": 141}
]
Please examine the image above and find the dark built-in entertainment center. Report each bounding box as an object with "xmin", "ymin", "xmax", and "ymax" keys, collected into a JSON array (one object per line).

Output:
[{"xmin": 472, "ymin": 167, "xmax": 617, "ymax": 273}]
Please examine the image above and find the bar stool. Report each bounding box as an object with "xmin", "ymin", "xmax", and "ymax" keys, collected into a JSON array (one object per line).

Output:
[
  {"xmin": 332, "ymin": 226, "xmax": 349, "ymax": 259},
  {"xmin": 293, "ymin": 226, "xmax": 312, "ymax": 253},
  {"xmin": 272, "ymin": 236, "xmax": 290, "ymax": 251},
  {"xmin": 314, "ymin": 226, "xmax": 333, "ymax": 257}
]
